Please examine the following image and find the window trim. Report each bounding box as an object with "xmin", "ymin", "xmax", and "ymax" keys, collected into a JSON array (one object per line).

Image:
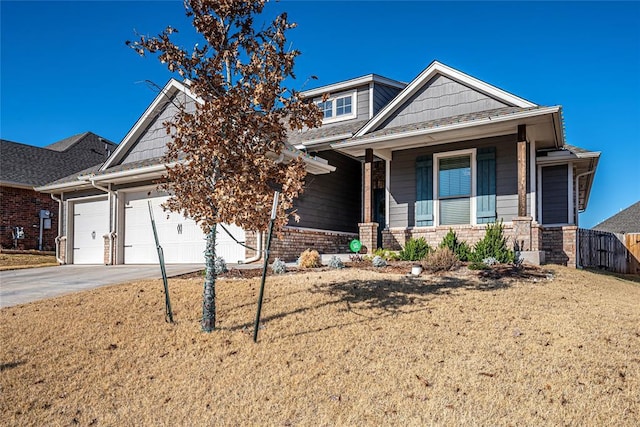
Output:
[
  {"xmin": 318, "ymin": 90, "xmax": 357, "ymax": 124},
  {"xmin": 433, "ymin": 148, "xmax": 477, "ymax": 226}
]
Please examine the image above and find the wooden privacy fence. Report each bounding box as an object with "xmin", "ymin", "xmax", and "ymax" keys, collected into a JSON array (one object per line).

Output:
[
  {"xmin": 625, "ymin": 233, "xmax": 640, "ymax": 275},
  {"xmin": 578, "ymin": 229, "xmax": 629, "ymax": 273}
]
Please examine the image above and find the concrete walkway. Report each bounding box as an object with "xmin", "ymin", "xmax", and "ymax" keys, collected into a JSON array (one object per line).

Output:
[{"xmin": 0, "ymin": 264, "xmax": 203, "ymax": 309}]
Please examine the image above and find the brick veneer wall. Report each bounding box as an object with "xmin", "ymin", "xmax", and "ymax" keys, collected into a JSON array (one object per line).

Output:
[
  {"xmin": 245, "ymin": 227, "xmax": 357, "ymax": 263},
  {"xmin": 0, "ymin": 186, "xmax": 58, "ymax": 250},
  {"xmin": 383, "ymin": 223, "xmax": 577, "ymax": 267}
]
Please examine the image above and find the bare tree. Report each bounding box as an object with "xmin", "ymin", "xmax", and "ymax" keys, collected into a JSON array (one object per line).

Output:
[{"xmin": 127, "ymin": 0, "xmax": 322, "ymax": 332}]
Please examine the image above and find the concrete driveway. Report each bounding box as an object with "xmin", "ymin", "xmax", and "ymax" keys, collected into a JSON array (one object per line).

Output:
[{"xmin": 0, "ymin": 264, "xmax": 203, "ymax": 309}]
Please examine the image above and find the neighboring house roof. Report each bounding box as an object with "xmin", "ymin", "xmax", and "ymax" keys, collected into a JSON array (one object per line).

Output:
[
  {"xmin": 0, "ymin": 132, "xmax": 116, "ymax": 188},
  {"xmin": 593, "ymin": 201, "xmax": 640, "ymax": 234}
]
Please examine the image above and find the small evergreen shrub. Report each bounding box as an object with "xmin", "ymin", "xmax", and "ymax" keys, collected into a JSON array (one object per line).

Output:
[
  {"xmin": 271, "ymin": 258, "xmax": 286, "ymax": 274},
  {"xmin": 439, "ymin": 229, "xmax": 472, "ymax": 262},
  {"xmin": 372, "ymin": 255, "xmax": 387, "ymax": 268},
  {"xmin": 425, "ymin": 247, "xmax": 459, "ymax": 272},
  {"xmin": 298, "ymin": 249, "xmax": 322, "ymax": 269},
  {"xmin": 328, "ymin": 255, "xmax": 345, "ymax": 269},
  {"xmin": 482, "ymin": 256, "xmax": 498, "ymax": 266},
  {"xmin": 214, "ymin": 256, "xmax": 228, "ymax": 274},
  {"xmin": 470, "ymin": 221, "xmax": 515, "ymax": 264},
  {"xmin": 399, "ymin": 237, "xmax": 432, "ymax": 261}
]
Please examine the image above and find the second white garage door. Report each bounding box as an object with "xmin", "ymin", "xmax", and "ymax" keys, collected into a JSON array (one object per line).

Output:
[
  {"xmin": 72, "ymin": 197, "xmax": 110, "ymax": 264},
  {"xmin": 123, "ymin": 190, "xmax": 246, "ymax": 264}
]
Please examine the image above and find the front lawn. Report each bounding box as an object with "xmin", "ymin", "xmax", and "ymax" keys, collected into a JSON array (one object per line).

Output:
[{"xmin": 1, "ymin": 266, "xmax": 638, "ymax": 425}]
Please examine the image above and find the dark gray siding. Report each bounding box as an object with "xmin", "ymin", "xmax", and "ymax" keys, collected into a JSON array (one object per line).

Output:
[
  {"xmin": 379, "ymin": 75, "xmax": 508, "ymax": 130},
  {"xmin": 373, "ymin": 83, "xmax": 403, "ymax": 115},
  {"xmin": 122, "ymin": 94, "xmax": 196, "ymax": 165},
  {"xmin": 541, "ymin": 164, "xmax": 568, "ymax": 224},
  {"xmin": 291, "ymin": 151, "xmax": 361, "ymax": 233},
  {"xmin": 388, "ymin": 134, "xmax": 532, "ymax": 228}
]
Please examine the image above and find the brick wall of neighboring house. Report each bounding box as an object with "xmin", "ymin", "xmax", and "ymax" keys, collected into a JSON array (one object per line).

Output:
[
  {"xmin": 245, "ymin": 227, "xmax": 358, "ymax": 263},
  {"xmin": 0, "ymin": 186, "xmax": 58, "ymax": 251}
]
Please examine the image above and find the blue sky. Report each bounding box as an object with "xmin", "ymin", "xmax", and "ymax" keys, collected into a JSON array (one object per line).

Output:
[{"xmin": 1, "ymin": 1, "xmax": 638, "ymax": 228}]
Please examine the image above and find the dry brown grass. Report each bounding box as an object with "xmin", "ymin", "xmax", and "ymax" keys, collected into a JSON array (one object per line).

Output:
[
  {"xmin": 0, "ymin": 253, "xmax": 58, "ymax": 270},
  {"xmin": 1, "ymin": 266, "xmax": 639, "ymax": 426}
]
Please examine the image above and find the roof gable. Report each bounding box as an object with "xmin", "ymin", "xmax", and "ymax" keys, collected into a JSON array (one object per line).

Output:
[
  {"xmin": 355, "ymin": 61, "xmax": 537, "ymax": 137},
  {"xmin": 101, "ymin": 79, "xmax": 200, "ymax": 170}
]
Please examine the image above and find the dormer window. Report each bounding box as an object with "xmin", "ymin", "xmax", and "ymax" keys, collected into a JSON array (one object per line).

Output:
[{"xmin": 317, "ymin": 91, "xmax": 357, "ymax": 123}]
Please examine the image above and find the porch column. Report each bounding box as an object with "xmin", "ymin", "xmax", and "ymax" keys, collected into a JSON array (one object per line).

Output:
[
  {"xmin": 364, "ymin": 148, "xmax": 373, "ymax": 223},
  {"xmin": 359, "ymin": 148, "xmax": 378, "ymax": 253},
  {"xmin": 515, "ymin": 124, "xmax": 533, "ymax": 254}
]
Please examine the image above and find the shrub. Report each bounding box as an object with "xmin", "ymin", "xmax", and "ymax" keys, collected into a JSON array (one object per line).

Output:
[
  {"xmin": 214, "ymin": 256, "xmax": 228, "ymax": 274},
  {"xmin": 328, "ymin": 255, "xmax": 345, "ymax": 269},
  {"xmin": 298, "ymin": 249, "xmax": 322, "ymax": 269},
  {"xmin": 370, "ymin": 248, "xmax": 400, "ymax": 261},
  {"xmin": 399, "ymin": 237, "xmax": 432, "ymax": 261},
  {"xmin": 470, "ymin": 221, "xmax": 515, "ymax": 264},
  {"xmin": 439, "ymin": 229, "xmax": 472, "ymax": 262},
  {"xmin": 372, "ymin": 255, "xmax": 387, "ymax": 268},
  {"xmin": 271, "ymin": 258, "xmax": 286, "ymax": 274},
  {"xmin": 425, "ymin": 247, "xmax": 459, "ymax": 272}
]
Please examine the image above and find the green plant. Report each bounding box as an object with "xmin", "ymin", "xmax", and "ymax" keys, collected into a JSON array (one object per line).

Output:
[
  {"xmin": 328, "ymin": 255, "xmax": 345, "ymax": 269},
  {"xmin": 271, "ymin": 258, "xmax": 286, "ymax": 274},
  {"xmin": 425, "ymin": 247, "xmax": 459, "ymax": 272},
  {"xmin": 298, "ymin": 249, "xmax": 322, "ymax": 269},
  {"xmin": 470, "ymin": 221, "xmax": 515, "ymax": 264},
  {"xmin": 399, "ymin": 237, "xmax": 432, "ymax": 261},
  {"xmin": 370, "ymin": 248, "xmax": 400, "ymax": 261},
  {"xmin": 439, "ymin": 229, "xmax": 472, "ymax": 261}
]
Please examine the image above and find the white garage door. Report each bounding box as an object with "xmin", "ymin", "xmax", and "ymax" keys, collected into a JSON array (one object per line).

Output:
[
  {"xmin": 123, "ymin": 191, "xmax": 246, "ymax": 264},
  {"xmin": 72, "ymin": 198, "xmax": 109, "ymax": 264}
]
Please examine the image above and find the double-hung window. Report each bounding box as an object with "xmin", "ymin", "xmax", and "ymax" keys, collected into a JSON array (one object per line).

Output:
[
  {"xmin": 317, "ymin": 91, "xmax": 356, "ymax": 123},
  {"xmin": 438, "ymin": 155, "xmax": 472, "ymax": 225}
]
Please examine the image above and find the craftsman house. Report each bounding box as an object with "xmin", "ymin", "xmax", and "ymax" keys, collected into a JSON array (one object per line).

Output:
[
  {"xmin": 0, "ymin": 133, "xmax": 115, "ymax": 252},
  {"xmin": 37, "ymin": 61, "xmax": 600, "ymax": 266}
]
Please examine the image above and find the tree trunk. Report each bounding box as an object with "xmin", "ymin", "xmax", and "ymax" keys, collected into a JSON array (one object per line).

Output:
[{"xmin": 201, "ymin": 224, "xmax": 217, "ymax": 332}]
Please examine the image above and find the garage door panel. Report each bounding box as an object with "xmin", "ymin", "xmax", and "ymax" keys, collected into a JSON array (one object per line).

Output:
[
  {"xmin": 123, "ymin": 191, "xmax": 245, "ymax": 264},
  {"xmin": 73, "ymin": 198, "xmax": 109, "ymax": 264}
]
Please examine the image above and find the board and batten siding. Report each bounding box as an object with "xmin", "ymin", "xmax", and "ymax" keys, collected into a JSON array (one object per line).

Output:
[
  {"xmin": 388, "ymin": 134, "xmax": 532, "ymax": 228},
  {"xmin": 541, "ymin": 164, "xmax": 568, "ymax": 224},
  {"xmin": 122, "ymin": 94, "xmax": 196, "ymax": 165},
  {"xmin": 379, "ymin": 75, "xmax": 508, "ymax": 130},
  {"xmin": 290, "ymin": 151, "xmax": 361, "ymax": 233},
  {"xmin": 373, "ymin": 83, "xmax": 403, "ymax": 115}
]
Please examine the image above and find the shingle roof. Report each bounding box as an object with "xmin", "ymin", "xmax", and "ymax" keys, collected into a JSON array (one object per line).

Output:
[
  {"xmin": 0, "ymin": 132, "xmax": 116, "ymax": 187},
  {"xmin": 593, "ymin": 201, "xmax": 640, "ymax": 234},
  {"xmin": 347, "ymin": 106, "xmax": 540, "ymax": 142}
]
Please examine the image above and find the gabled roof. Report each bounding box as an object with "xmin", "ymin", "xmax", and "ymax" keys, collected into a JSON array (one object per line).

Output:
[
  {"xmin": 102, "ymin": 79, "xmax": 199, "ymax": 170},
  {"xmin": 355, "ymin": 61, "xmax": 537, "ymax": 137},
  {"xmin": 0, "ymin": 132, "xmax": 116, "ymax": 188},
  {"xmin": 593, "ymin": 201, "xmax": 640, "ymax": 234}
]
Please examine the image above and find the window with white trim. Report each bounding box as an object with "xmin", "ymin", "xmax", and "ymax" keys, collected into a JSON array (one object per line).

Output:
[
  {"xmin": 433, "ymin": 149, "xmax": 476, "ymax": 226},
  {"xmin": 317, "ymin": 91, "xmax": 356, "ymax": 123}
]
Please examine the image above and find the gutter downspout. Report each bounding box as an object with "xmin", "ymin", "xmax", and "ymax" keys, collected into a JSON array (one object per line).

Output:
[
  {"xmin": 50, "ymin": 193, "xmax": 64, "ymax": 264},
  {"xmin": 574, "ymin": 169, "xmax": 595, "ymax": 268},
  {"xmin": 89, "ymin": 178, "xmax": 117, "ymax": 265},
  {"xmin": 243, "ymin": 232, "xmax": 263, "ymax": 264}
]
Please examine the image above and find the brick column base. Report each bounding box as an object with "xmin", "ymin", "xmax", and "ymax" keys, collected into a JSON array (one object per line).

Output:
[
  {"xmin": 512, "ymin": 216, "xmax": 533, "ymax": 251},
  {"xmin": 57, "ymin": 236, "xmax": 67, "ymax": 264},
  {"xmin": 358, "ymin": 222, "xmax": 378, "ymax": 254},
  {"xmin": 103, "ymin": 233, "xmax": 116, "ymax": 265}
]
